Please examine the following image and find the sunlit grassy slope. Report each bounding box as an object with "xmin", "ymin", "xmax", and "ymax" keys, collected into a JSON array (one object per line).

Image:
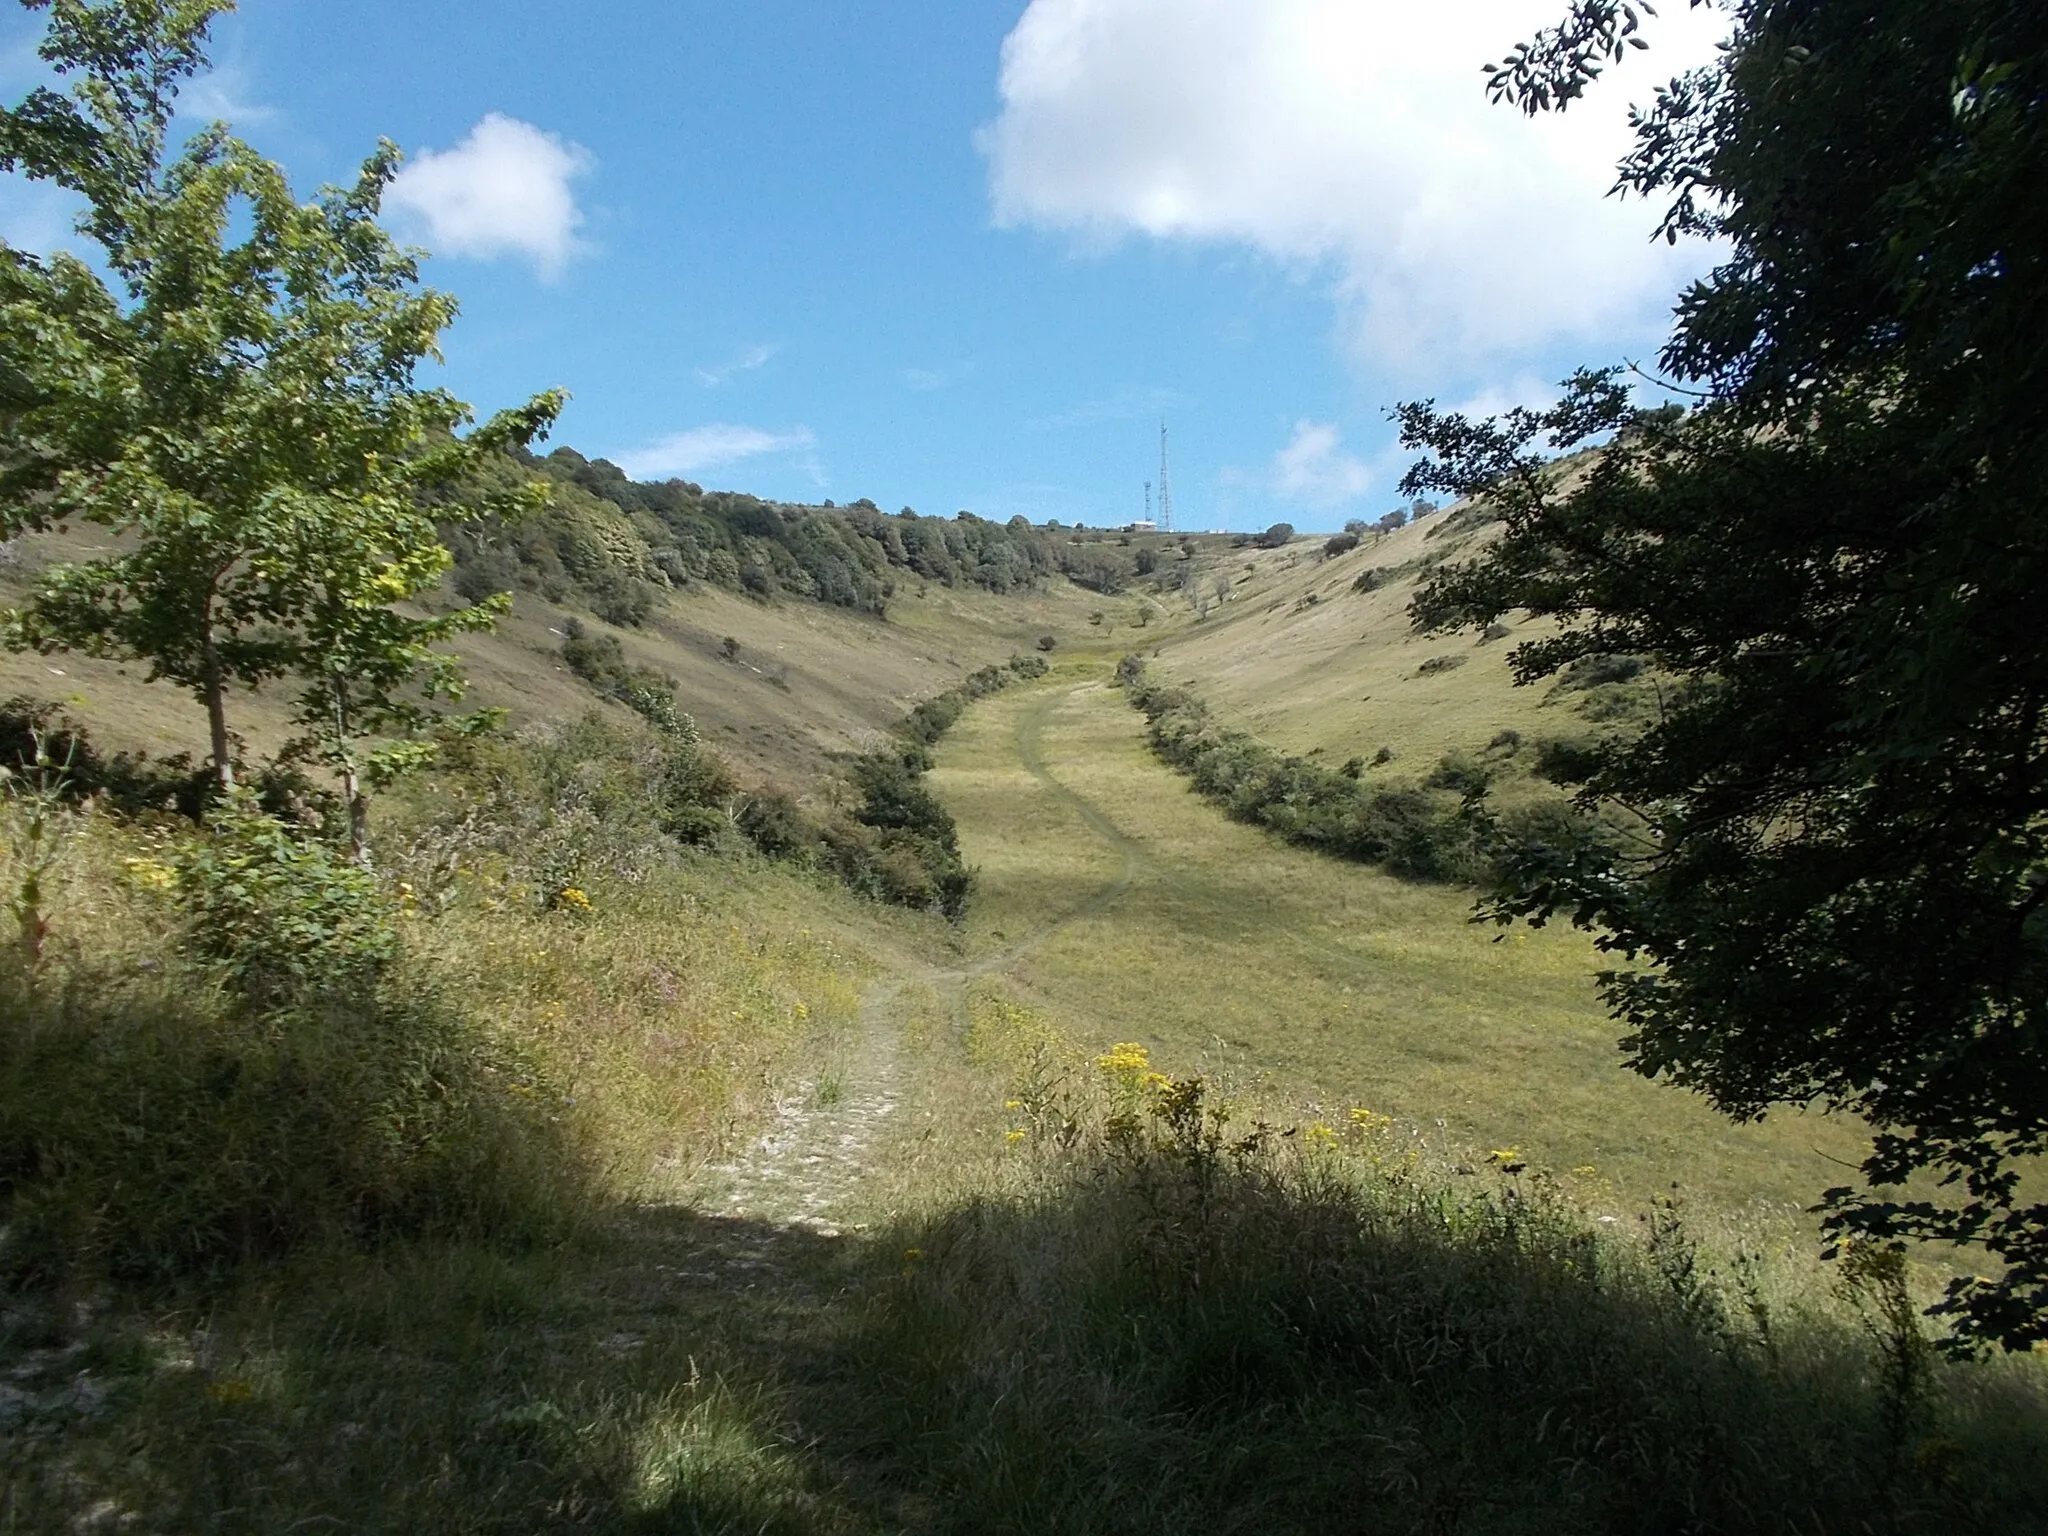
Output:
[
  {"xmin": 0, "ymin": 533, "xmax": 1103, "ymax": 784},
  {"xmin": 930, "ymin": 664, "xmax": 1875, "ymax": 1220},
  {"xmin": 1158, "ymin": 512, "xmax": 1571, "ymax": 778}
]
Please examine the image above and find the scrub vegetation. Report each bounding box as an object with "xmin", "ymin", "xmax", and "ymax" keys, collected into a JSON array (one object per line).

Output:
[{"xmin": 2, "ymin": 1, "xmax": 2045, "ymax": 1530}]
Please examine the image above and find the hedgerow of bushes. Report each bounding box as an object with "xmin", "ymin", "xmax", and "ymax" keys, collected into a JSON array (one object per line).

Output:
[
  {"xmin": 730, "ymin": 653, "xmax": 1049, "ymax": 920},
  {"xmin": 1116, "ymin": 658, "xmax": 1488, "ymax": 882}
]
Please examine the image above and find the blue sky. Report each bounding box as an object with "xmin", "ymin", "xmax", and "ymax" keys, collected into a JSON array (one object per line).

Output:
[{"xmin": 1, "ymin": 0, "xmax": 1725, "ymax": 532}]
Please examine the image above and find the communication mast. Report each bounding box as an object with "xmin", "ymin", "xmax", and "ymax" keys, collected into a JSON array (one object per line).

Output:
[
  {"xmin": 1144, "ymin": 480, "xmax": 1153, "ymax": 524},
  {"xmin": 1158, "ymin": 422, "xmax": 1175, "ymax": 533}
]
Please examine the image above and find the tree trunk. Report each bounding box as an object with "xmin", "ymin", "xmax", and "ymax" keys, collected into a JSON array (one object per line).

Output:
[
  {"xmin": 203, "ymin": 643, "xmax": 234, "ymax": 791},
  {"xmin": 343, "ymin": 763, "xmax": 370, "ymax": 867}
]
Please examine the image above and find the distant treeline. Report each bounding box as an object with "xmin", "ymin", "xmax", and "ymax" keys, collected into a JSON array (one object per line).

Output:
[{"xmin": 438, "ymin": 447, "xmax": 1065, "ymax": 626}]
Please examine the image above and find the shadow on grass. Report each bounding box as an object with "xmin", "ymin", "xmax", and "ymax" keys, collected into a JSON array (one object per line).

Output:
[
  {"xmin": 7, "ymin": 1171, "xmax": 2048, "ymax": 1534},
  {"xmin": 819, "ymin": 1152, "xmax": 2048, "ymax": 1536}
]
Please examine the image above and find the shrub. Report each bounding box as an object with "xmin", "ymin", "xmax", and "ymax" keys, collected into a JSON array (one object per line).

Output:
[
  {"xmin": 1321, "ymin": 532, "xmax": 1361, "ymax": 559},
  {"xmin": 1488, "ymin": 729, "xmax": 1522, "ymax": 753},
  {"xmin": 1352, "ymin": 567, "xmax": 1388, "ymax": 594},
  {"xmin": 1556, "ymin": 653, "xmax": 1646, "ymax": 690},
  {"xmin": 1035, "ymin": 633, "xmax": 1057, "ymax": 652},
  {"xmin": 1426, "ymin": 751, "xmax": 1492, "ymax": 797},
  {"xmin": 737, "ymin": 791, "xmax": 819, "ymax": 861},
  {"xmin": 1482, "ymin": 621, "xmax": 1514, "ymax": 642},
  {"xmin": 1533, "ymin": 736, "xmax": 1604, "ymax": 785},
  {"xmin": 169, "ymin": 794, "xmax": 397, "ymax": 1010},
  {"xmin": 1416, "ymin": 653, "xmax": 1468, "ymax": 676},
  {"xmin": 1119, "ymin": 663, "xmax": 1484, "ymax": 884},
  {"xmin": 0, "ymin": 807, "xmax": 574, "ymax": 1288},
  {"xmin": 1254, "ymin": 522, "xmax": 1295, "ymax": 549},
  {"xmin": 0, "ymin": 696, "xmax": 212, "ymax": 817}
]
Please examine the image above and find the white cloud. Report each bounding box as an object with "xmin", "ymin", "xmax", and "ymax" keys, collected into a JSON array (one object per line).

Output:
[
  {"xmin": 697, "ymin": 343, "xmax": 777, "ymax": 386},
  {"xmin": 614, "ymin": 423, "xmax": 817, "ymax": 480},
  {"xmin": 1271, "ymin": 420, "xmax": 1374, "ymax": 506},
  {"xmin": 980, "ymin": 0, "xmax": 1727, "ymax": 378},
  {"xmin": 387, "ymin": 114, "xmax": 592, "ymax": 279}
]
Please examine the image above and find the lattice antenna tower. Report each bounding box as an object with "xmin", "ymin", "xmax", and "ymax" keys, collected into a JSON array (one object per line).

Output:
[
  {"xmin": 1158, "ymin": 422, "xmax": 1175, "ymax": 533},
  {"xmin": 1144, "ymin": 480, "xmax": 1153, "ymax": 524}
]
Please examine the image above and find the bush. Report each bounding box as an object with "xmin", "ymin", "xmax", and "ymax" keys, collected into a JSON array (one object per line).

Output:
[
  {"xmin": 170, "ymin": 794, "xmax": 396, "ymax": 1010},
  {"xmin": 1118, "ymin": 662, "xmax": 1485, "ymax": 884},
  {"xmin": 1416, "ymin": 653, "xmax": 1468, "ymax": 676},
  {"xmin": 1352, "ymin": 567, "xmax": 1388, "ymax": 594},
  {"xmin": 1254, "ymin": 522, "xmax": 1295, "ymax": 549},
  {"xmin": 0, "ymin": 696, "xmax": 212, "ymax": 817},
  {"xmin": 1557, "ymin": 653, "xmax": 1646, "ymax": 690},
  {"xmin": 1321, "ymin": 532, "xmax": 1361, "ymax": 559},
  {"xmin": 737, "ymin": 791, "xmax": 818, "ymax": 861},
  {"xmin": 0, "ymin": 806, "xmax": 574, "ymax": 1288},
  {"xmin": 1036, "ymin": 634, "xmax": 1057, "ymax": 652},
  {"xmin": 1426, "ymin": 751, "xmax": 1492, "ymax": 797},
  {"xmin": 1533, "ymin": 736, "xmax": 1604, "ymax": 785}
]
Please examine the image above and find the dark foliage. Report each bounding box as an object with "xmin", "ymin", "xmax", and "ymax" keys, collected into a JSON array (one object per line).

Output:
[
  {"xmin": 1253, "ymin": 522, "xmax": 1294, "ymax": 549},
  {"xmin": 483, "ymin": 449, "xmax": 1062, "ymax": 619},
  {"xmin": 1401, "ymin": 0, "xmax": 2048, "ymax": 1348}
]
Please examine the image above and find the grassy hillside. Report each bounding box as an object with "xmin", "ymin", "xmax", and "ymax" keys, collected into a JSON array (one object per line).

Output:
[
  {"xmin": 5, "ymin": 483, "xmax": 2046, "ymax": 1532},
  {"xmin": 0, "ymin": 525, "xmax": 1104, "ymax": 788},
  {"xmin": 1155, "ymin": 509, "xmax": 1590, "ymax": 793},
  {"xmin": 928, "ymin": 661, "xmax": 1872, "ymax": 1219}
]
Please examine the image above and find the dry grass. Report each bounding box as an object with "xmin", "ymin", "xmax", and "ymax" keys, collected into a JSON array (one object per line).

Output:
[
  {"xmin": 0, "ymin": 536, "xmax": 1106, "ymax": 788},
  {"xmin": 1160, "ymin": 519, "xmax": 1571, "ymax": 782}
]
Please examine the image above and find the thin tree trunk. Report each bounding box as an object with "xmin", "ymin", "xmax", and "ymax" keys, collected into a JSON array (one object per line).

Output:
[
  {"xmin": 203, "ymin": 636, "xmax": 234, "ymax": 791},
  {"xmin": 343, "ymin": 762, "xmax": 370, "ymax": 867}
]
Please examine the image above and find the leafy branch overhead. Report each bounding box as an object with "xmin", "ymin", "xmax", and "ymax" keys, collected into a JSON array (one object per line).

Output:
[
  {"xmin": 1403, "ymin": 0, "xmax": 2048, "ymax": 1352},
  {"xmin": 0, "ymin": 0, "xmax": 564, "ymax": 860}
]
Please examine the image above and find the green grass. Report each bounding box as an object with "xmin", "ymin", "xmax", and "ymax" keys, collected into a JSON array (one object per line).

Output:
[
  {"xmin": 928, "ymin": 662, "xmax": 1881, "ymax": 1221},
  {"xmin": 5, "ymin": 550, "xmax": 2046, "ymax": 1532}
]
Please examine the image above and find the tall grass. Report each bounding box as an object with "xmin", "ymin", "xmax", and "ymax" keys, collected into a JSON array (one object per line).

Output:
[{"xmin": 844, "ymin": 1034, "xmax": 2048, "ymax": 1534}]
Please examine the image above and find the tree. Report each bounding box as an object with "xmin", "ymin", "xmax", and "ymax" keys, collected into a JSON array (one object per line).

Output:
[
  {"xmin": 0, "ymin": 0, "xmax": 560, "ymax": 850},
  {"xmin": 1399, "ymin": 0, "xmax": 2048, "ymax": 1349},
  {"xmin": 1254, "ymin": 522, "xmax": 1294, "ymax": 549}
]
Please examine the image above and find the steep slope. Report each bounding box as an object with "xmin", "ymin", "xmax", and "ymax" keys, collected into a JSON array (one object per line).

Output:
[{"xmin": 0, "ymin": 527, "xmax": 1104, "ymax": 788}]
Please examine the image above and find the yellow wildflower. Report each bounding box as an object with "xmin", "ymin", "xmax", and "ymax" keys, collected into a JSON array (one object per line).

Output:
[
  {"xmin": 553, "ymin": 886, "xmax": 592, "ymax": 912},
  {"xmin": 205, "ymin": 1378, "xmax": 257, "ymax": 1405},
  {"xmin": 122, "ymin": 857, "xmax": 177, "ymax": 893},
  {"xmin": 1005, "ymin": 1129, "xmax": 1027, "ymax": 1145}
]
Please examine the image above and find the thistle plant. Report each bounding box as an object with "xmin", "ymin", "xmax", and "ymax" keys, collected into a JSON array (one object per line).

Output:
[{"xmin": 2, "ymin": 730, "xmax": 74, "ymax": 966}]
